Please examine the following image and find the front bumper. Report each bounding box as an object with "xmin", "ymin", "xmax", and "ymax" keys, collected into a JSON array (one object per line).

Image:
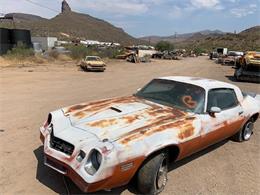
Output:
[
  {"xmin": 44, "ymin": 153, "xmax": 107, "ymax": 192},
  {"xmin": 81, "ymin": 63, "xmax": 106, "ymax": 71},
  {"xmin": 87, "ymin": 66, "xmax": 106, "ymax": 71},
  {"xmin": 39, "ymin": 131, "xmax": 108, "ymax": 192},
  {"xmin": 39, "ymin": 130, "xmax": 143, "ymax": 193},
  {"xmin": 247, "ymin": 60, "xmax": 260, "ymax": 66}
]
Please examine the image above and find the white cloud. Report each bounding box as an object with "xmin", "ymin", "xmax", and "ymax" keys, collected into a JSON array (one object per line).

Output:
[
  {"xmin": 230, "ymin": 4, "xmax": 258, "ymax": 17},
  {"xmin": 249, "ymin": 4, "xmax": 257, "ymax": 8},
  {"xmin": 190, "ymin": 0, "xmax": 220, "ymax": 9},
  {"xmin": 168, "ymin": 5, "xmax": 183, "ymax": 18},
  {"xmin": 0, "ymin": 0, "xmax": 59, "ymax": 18},
  {"xmin": 68, "ymin": 0, "xmax": 166, "ymax": 15}
]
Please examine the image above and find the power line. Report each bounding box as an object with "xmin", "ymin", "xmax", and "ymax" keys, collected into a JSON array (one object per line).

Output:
[{"xmin": 23, "ymin": 0, "xmax": 59, "ymax": 13}]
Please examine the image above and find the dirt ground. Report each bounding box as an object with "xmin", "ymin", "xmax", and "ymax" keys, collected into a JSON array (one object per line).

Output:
[{"xmin": 0, "ymin": 57, "xmax": 259, "ymax": 195}]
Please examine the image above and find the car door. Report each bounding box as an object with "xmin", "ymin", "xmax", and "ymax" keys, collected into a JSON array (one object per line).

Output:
[{"xmin": 199, "ymin": 88, "xmax": 245, "ymax": 149}]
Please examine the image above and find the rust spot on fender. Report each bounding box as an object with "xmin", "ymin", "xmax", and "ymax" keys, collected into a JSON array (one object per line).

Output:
[{"xmin": 178, "ymin": 124, "xmax": 194, "ymax": 140}]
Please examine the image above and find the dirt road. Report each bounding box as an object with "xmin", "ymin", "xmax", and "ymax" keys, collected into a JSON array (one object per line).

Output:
[{"xmin": 0, "ymin": 57, "xmax": 259, "ymax": 194}]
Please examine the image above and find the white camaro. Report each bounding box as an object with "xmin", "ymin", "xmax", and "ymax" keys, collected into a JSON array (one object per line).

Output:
[{"xmin": 40, "ymin": 76, "xmax": 260, "ymax": 194}]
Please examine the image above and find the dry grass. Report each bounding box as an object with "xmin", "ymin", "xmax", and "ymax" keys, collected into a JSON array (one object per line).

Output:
[
  {"xmin": 57, "ymin": 54, "xmax": 72, "ymax": 61},
  {"xmin": 0, "ymin": 54, "xmax": 73, "ymax": 67}
]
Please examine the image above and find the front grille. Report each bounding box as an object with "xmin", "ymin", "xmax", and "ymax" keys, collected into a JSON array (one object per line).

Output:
[{"xmin": 50, "ymin": 130, "xmax": 74, "ymax": 156}]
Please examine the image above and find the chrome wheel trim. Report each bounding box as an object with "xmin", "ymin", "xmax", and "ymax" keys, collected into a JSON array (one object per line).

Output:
[
  {"xmin": 243, "ymin": 122, "xmax": 254, "ymax": 140},
  {"xmin": 156, "ymin": 158, "xmax": 167, "ymax": 190}
]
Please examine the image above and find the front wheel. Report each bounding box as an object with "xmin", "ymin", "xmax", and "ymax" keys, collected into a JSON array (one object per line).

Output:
[
  {"xmin": 232, "ymin": 119, "xmax": 254, "ymax": 142},
  {"xmin": 137, "ymin": 153, "xmax": 168, "ymax": 194}
]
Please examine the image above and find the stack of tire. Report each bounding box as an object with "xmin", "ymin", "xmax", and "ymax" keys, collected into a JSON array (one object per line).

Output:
[{"xmin": 0, "ymin": 28, "xmax": 32, "ymax": 55}]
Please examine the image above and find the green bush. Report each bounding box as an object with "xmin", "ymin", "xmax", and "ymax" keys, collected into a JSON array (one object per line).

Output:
[
  {"xmin": 6, "ymin": 43, "xmax": 34, "ymax": 59},
  {"xmin": 193, "ymin": 47, "xmax": 207, "ymax": 55},
  {"xmin": 155, "ymin": 41, "xmax": 174, "ymax": 51},
  {"xmin": 66, "ymin": 44, "xmax": 123, "ymax": 59},
  {"xmin": 98, "ymin": 47, "xmax": 124, "ymax": 58},
  {"xmin": 66, "ymin": 44, "xmax": 89, "ymax": 59}
]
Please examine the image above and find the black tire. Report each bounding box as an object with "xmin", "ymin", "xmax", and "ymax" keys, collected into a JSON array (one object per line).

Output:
[
  {"xmin": 234, "ymin": 71, "xmax": 240, "ymax": 81},
  {"xmin": 137, "ymin": 153, "xmax": 168, "ymax": 194},
  {"xmin": 232, "ymin": 119, "xmax": 254, "ymax": 142}
]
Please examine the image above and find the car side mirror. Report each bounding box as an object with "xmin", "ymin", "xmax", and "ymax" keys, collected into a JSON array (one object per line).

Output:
[{"xmin": 209, "ymin": 107, "xmax": 221, "ymax": 117}]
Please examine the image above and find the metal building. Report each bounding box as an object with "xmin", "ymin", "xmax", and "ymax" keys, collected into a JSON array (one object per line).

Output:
[{"xmin": 31, "ymin": 37, "xmax": 58, "ymax": 51}]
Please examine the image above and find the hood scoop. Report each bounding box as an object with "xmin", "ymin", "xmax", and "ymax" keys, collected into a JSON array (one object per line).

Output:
[{"xmin": 110, "ymin": 106, "xmax": 122, "ymax": 113}]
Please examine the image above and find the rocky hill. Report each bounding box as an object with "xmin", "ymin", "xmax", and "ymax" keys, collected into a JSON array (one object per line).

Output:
[
  {"xmin": 140, "ymin": 26, "xmax": 260, "ymax": 51},
  {"xmin": 175, "ymin": 26, "xmax": 260, "ymax": 51},
  {"xmin": 0, "ymin": 1, "xmax": 139, "ymax": 45},
  {"xmin": 139, "ymin": 30, "xmax": 225, "ymax": 44}
]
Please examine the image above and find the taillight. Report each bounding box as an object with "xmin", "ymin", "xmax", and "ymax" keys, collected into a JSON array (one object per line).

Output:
[{"xmin": 44, "ymin": 113, "xmax": 52, "ymax": 128}]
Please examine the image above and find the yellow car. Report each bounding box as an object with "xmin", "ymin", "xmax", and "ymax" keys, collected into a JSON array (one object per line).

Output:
[
  {"xmin": 240, "ymin": 51, "xmax": 260, "ymax": 69},
  {"xmin": 80, "ymin": 56, "xmax": 106, "ymax": 72}
]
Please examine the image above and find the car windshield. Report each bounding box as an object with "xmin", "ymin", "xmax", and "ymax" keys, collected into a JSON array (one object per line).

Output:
[
  {"xmin": 135, "ymin": 79, "xmax": 205, "ymax": 113},
  {"xmin": 86, "ymin": 56, "xmax": 100, "ymax": 61}
]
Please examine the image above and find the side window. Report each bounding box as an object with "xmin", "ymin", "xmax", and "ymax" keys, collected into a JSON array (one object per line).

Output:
[{"xmin": 207, "ymin": 88, "xmax": 238, "ymax": 111}]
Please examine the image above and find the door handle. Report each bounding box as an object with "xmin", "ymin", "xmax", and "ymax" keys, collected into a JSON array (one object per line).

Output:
[{"xmin": 239, "ymin": 111, "xmax": 244, "ymax": 115}]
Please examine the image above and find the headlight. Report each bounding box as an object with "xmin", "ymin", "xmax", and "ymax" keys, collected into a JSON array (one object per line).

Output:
[{"xmin": 84, "ymin": 149, "xmax": 102, "ymax": 175}]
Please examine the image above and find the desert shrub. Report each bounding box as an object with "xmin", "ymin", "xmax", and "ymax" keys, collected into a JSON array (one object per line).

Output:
[
  {"xmin": 98, "ymin": 47, "xmax": 124, "ymax": 58},
  {"xmin": 57, "ymin": 54, "xmax": 72, "ymax": 61},
  {"xmin": 5, "ymin": 43, "xmax": 34, "ymax": 59},
  {"xmin": 155, "ymin": 41, "xmax": 174, "ymax": 51},
  {"xmin": 66, "ymin": 44, "xmax": 93, "ymax": 59},
  {"xmin": 48, "ymin": 50, "xmax": 59, "ymax": 59},
  {"xmin": 193, "ymin": 47, "xmax": 207, "ymax": 55},
  {"xmin": 66, "ymin": 44, "xmax": 123, "ymax": 59}
]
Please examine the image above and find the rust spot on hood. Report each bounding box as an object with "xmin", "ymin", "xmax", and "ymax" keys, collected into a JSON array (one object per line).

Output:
[
  {"xmin": 89, "ymin": 119, "xmax": 118, "ymax": 128},
  {"xmin": 65, "ymin": 96, "xmax": 138, "ymax": 119},
  {"xmin": 119, "ymin": 115, "xmax": 194, "ymax": 145},
  {"xmin": 147, "ymin": 107, "xmax": 184, "ymax": 118},
  {"xmin": 66, "ymin": 104, "xmax": 88, "ymax": 114},
  {"xmin": 122, "ymin": 115, "xmax": 139, "ymax": 124}
]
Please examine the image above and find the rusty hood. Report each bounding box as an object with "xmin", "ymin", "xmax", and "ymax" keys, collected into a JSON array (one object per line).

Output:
[{"xmin": 61, "ymin": 96, "xmax": 188, "ymax": 141}]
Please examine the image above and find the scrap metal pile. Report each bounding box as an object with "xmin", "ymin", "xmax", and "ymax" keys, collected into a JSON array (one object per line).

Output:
[
  {"xmin": 116, "ymin": 46, "xmax": 156, "ymax": 63},
  {"xmin": 210, "ymin": 48, "xmax": 260, "ymax": 82}
]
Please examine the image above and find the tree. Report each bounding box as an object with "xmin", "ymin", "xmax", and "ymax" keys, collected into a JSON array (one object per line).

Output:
[{"xmin": 155, "ymin": 41, "xmax": 174, "ymax": 51}]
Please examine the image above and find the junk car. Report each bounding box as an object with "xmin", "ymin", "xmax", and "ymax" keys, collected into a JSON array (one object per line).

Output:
[{"xmin": 40, "ymin": 76, "xmax": 260, "ymax": 194}]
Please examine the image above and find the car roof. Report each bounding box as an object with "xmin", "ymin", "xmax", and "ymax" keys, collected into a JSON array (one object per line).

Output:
[
  {"xmin": 157, "ymin": 76, "xmax": 238, "ymax": 91},
  {"xmin": 86, "ymin": 56, "xmax": 100, "ymax": 58}
]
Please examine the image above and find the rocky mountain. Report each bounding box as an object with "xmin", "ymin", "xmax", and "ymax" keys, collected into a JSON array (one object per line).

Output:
[
  {"xmin": 61, "ymin": 0, "xmax": 71, "ymax": 13},
  {"xmin": 139, "ymin": 30, "xmax": 225, "ymax": 44},
  {"xmin": 0, "ymin": 0, "xmax": 139, "ymax": 45},
  {"xmin": 175, "ymin": 26, "xmax": 260, "ymax": 51}
]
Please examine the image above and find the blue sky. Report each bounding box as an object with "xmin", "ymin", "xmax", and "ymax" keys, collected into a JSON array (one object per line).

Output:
[{"xmin": 1, "ymin": 0, "xmax": 259, "ymax": 37}]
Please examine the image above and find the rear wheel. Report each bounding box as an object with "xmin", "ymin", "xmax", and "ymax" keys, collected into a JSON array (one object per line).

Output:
[
  {"xmin": 137, "ymin": 153, "xmax": 168, "ymax": 194},
  {"xmin": 232, "ymin": 119, "xmax": 254, "ymax": 142}
]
